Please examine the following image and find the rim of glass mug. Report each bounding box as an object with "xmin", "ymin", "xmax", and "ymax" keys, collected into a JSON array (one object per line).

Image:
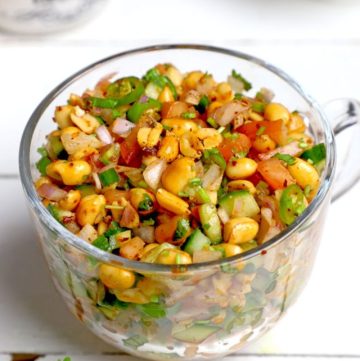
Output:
[{"xmin": 19, "ymin": 44, "xmax": 336, "ymax": 272}]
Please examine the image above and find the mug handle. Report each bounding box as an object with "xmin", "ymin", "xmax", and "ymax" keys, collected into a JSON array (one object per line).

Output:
[{"xmin": 323, "ymin": 98, "xmax": 360, "ymax": 201}]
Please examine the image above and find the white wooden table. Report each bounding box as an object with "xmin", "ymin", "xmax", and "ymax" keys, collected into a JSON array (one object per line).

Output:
[{"xmin": 1, "ymin": 0, "xmax": 360, "ymax": 360}]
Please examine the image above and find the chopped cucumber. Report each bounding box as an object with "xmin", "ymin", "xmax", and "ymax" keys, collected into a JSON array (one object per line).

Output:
[
  {"xmin": 199, "ymin": 204, "xmax": 222, "ymax": 244},
  {"xmin": 183, "ymin": 228, "xmax": 211, "ymax": 255},
  {"xmin": 172, "ymin": 324, "xmax": 220, "ymax": 343},
  {"xmin": 219, "ymin": 190, "xmax": 260, "ymax": 218}
]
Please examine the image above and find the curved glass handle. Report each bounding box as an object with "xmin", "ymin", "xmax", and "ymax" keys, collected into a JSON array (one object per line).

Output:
[{"xmin": 323, "ymin": 98, "xmax": 360, "ymax": 201}]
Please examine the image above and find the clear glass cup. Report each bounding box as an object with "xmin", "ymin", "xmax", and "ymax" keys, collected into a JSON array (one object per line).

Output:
[{"xmin": 19, "ymin": 45, "xmax": 360, "ymax": 361}]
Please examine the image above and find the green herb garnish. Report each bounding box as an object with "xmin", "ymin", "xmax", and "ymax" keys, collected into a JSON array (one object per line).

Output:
[
  {"xmin": 138, "ymin": 193, "xmax": 153, "ymax": 211},
  {"xmin": 273, "ymin": 153, "xmax": 296, "ymax": 165},
  {"xmin": 231, "ymin": 70, "xmax": 252, "ymax": 91}
]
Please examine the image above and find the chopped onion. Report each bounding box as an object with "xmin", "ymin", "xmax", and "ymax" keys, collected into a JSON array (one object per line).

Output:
[
  {"xmin": 258, "ymin": 141, "xmax": 302, "ymax": 161},
  {"xmin": 77, "ymin": 224, "xmax": 98, "ymax": 243},
  {"xmin": 112, "ymin": 118, "xmax": 136, "ymax": 135},
  {"xmin": 143, "ymin": 159, "xmax": 167, "ymax": 190},
  {"xmin": 92, "ymin": 172, "xmax": 102, "ymax": 190},
  {"xmin": 37, "ymin": 183, "xmax": 67, "ymax": 201},
  {"xmin": 61, "ymin": 131, "xmax": 103, "ymax": 154},
  {"xmin": 185, "ymin": 90, "xmax": 201, "ymax": 105},
  {"xmin": 133, "ymin": 226, "xmax": 155, "ymax": 244},
  {"xmin": 202, "ymin": 164, "xmax": 223, "ymax": 191},
  {"xmin": 258, "ymin": 87, "xmax": 275, "ymax": 103},
  {"xmin": 213, "ymin": 102, "xmax": 248, "ymax": 126},
  {"xmin": 217, "ymin": 207, "xmax": 230, "ymax": 224},
  {"xmin": 139, "ymin": 95, "xmax": 149, "ymax": 104},
  {"xmin": 96, "ymin": 125, "xmax": 113, "ymax": 145}
]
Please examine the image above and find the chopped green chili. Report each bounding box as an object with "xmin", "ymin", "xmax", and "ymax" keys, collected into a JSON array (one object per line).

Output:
[
  {"xmin": 127, "ymin": 98, "xmax": 162, "ymax": 123},
  {"xmin": 98, "ymin": 168, "xmax": 119, "ymax": 186},
  {"xmin": 195, "ymin": 95, "xmax": 210, "ymax": 114},
  {"xmin": 279, "ymin": 184, "xmax": 307, "ymax": 225}
]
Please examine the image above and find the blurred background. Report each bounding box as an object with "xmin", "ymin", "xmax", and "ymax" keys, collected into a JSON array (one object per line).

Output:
[{"xmin": 0, "ymin": 0, "xmax": 359, "ymax": 360}]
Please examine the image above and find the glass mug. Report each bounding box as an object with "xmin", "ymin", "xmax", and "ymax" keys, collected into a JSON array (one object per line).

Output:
[{"xmin": 19, "ymin": 45, "xmax": 360, "ymax": 360}]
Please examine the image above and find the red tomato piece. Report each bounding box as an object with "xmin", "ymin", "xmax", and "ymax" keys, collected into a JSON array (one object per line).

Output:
[
  {"xmin": 119, "ymin": 128, "xmax": 142, "ymax": 167},
  {"xmin": 237, "ymin": 120, "xmax": 288, "ymax": 145},
  {"xmin": 218, "ymin": 134, "xmax": 251, "ymax": 162},
  {"xmin": 257, "ymin": 158, "xmax": 295, "ymax": 190}
]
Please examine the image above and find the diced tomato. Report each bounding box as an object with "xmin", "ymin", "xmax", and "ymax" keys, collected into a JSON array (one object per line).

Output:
[
  {"xmin": 218, "ymin": 134, "xmax": 251, "ymax": 162},
  {"xmin": 257, "ymin": 158, "xmax": 295, "ymax": 190},
  {"xmin": 119, "ymin": 127, "xmax": 142, "ymax": 167},
  {"xmin": 237, "ymin": 120, "xmax": 288, "ymax": 145},
  {"xmin": 247, "ymin": 171, "xmax": 263, "ymax": 186},
  {"xmin": 191, "ymin": 206, "xmax": 201, "ymax": 222}
]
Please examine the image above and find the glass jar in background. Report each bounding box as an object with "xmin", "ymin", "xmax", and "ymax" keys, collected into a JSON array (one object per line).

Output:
[
  {"xmin": 19, "ymin": 45, "xmax": 360, "ymax": 360},
  {"xmin": 0, "ymin": 0, "xmax": 108, "ymax": 34}
]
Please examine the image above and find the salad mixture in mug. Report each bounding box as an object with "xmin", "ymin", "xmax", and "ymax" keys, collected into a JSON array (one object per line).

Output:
[{"xmin": 34, "ymin": 63, "xmax": 325, "ymax": 290}]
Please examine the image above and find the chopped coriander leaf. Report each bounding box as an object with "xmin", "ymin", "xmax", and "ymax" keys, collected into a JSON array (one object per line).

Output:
[
  {"xmin": 189, "ymin": 177, "xmax": 202, "ymax": 186},
  {"xmin": 207, "ymin": 117, "xmax": 218, "ymax": 128},
  {"xmin": 203, "ymin": 148, "xmax": 226, "ymax": 170},
  {"xmin": 234, "ymin": 92, "xmax": 243, "ymax": 100},
  {"xmin": 138, "ymin": 193, "xmax": 153, "ymax": 211},
  {"xmin": 182, "ymin": 111, "xmax": 196, "ymax": 119},
  {"xmin": 104, "ymin": 221, "xmax": 123, "ymax": 237},
  {"xmin": 256, "ymin": 126, "xmax": 266, "ymax": 136},
  {"xmin": 231, "ymin": 70, "xmax": 252, "ymax": 91},
  {"xmin": 92, "ymin": 235, "xmax": 109, "ymax": 251},
  {"xmin": 273, "ymin": 153, "xmax": 296, "ymax": 165},
  {"xmin": 174, "ymin": 218, "xmax": 190, "ymax": 239},
  {"xmin": 252, "ymin": 102, "xmax": 265, "ymax": 113},
  {"xmin": 196, "ymin": 95, "xmax": 210, "ymax": 113}
]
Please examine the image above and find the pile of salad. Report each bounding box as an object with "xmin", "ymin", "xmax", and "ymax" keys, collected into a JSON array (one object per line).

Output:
[{"xmin": 35, "ymin": 64, "xmax": 325, "ymax": 273}]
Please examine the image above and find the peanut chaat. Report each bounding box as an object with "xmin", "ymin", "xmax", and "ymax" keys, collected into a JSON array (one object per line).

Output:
[{"xmin": 35, "ymin": 64, "xmax": 326, "ymax": 266}]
